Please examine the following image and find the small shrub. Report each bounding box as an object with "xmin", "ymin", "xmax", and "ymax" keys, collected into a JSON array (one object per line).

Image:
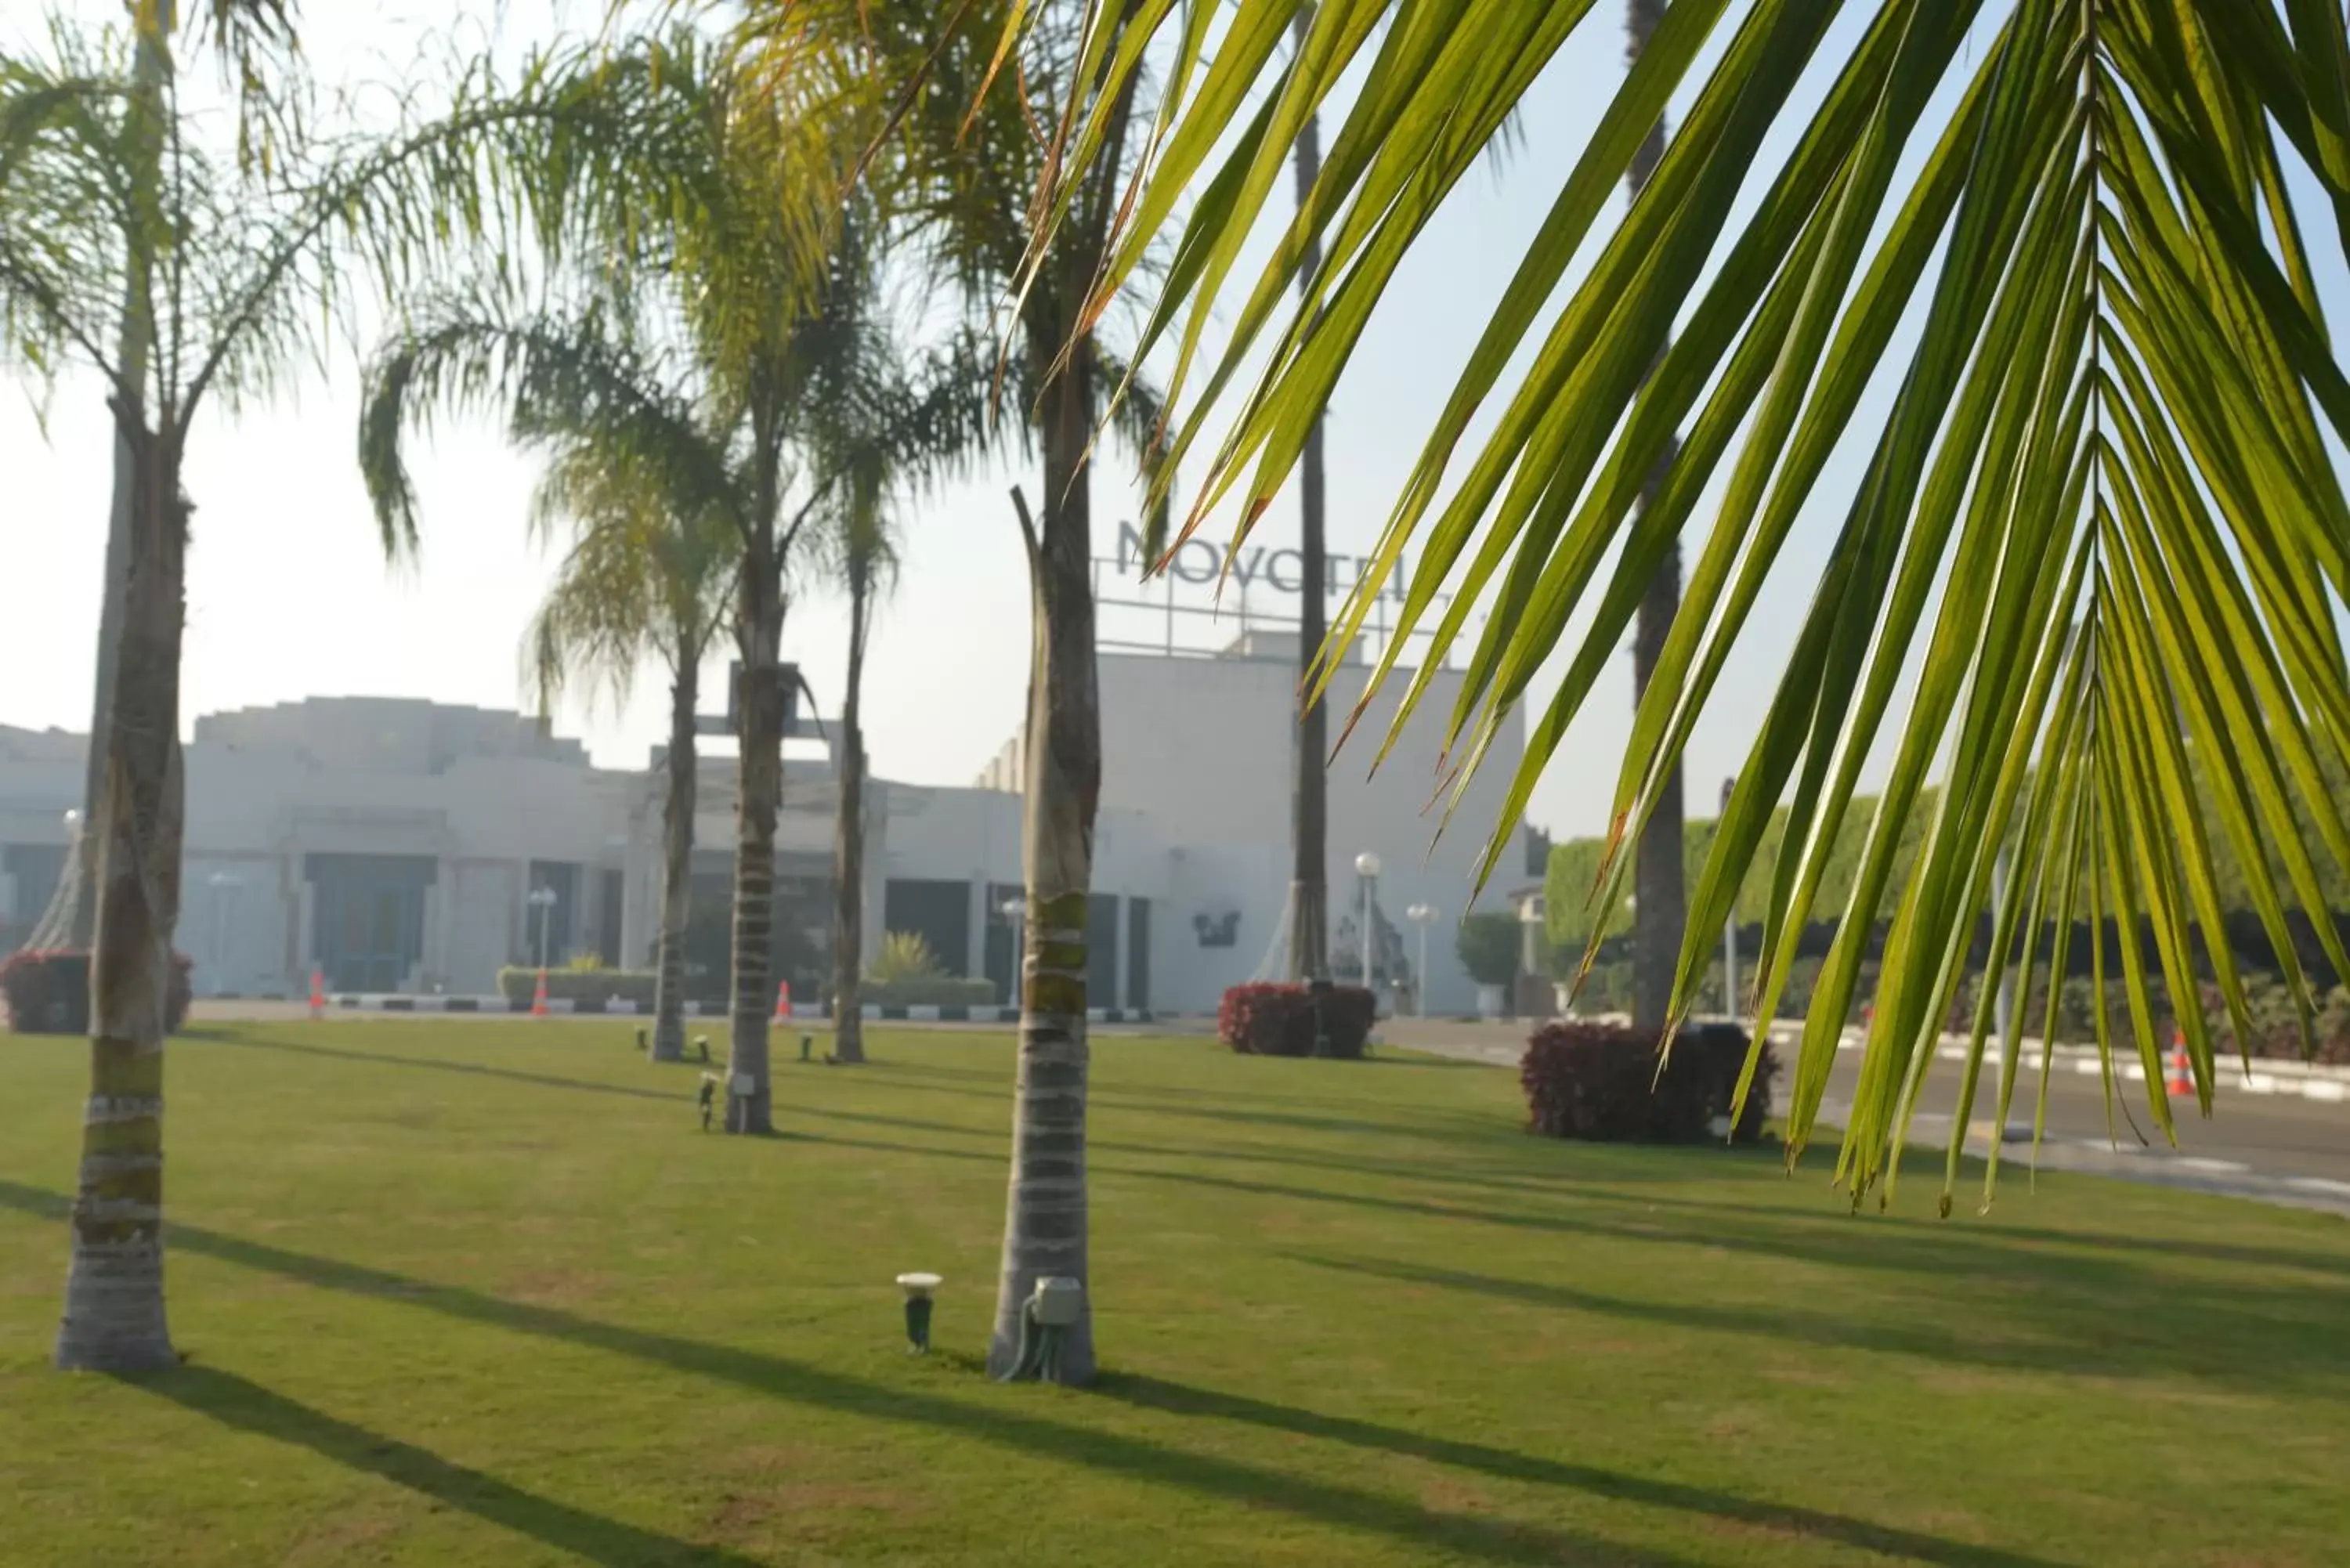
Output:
[
  {"xmin": 868, "ymin": 930, "xmax": 942, "ymax": 985},
  {"xmin": 565, "ymin": 952, "xmax": 607, "ymax": 973},
  {"xmin": 2, "ymin": 950, "xmax": 192, "ymax": 1036},
  {"xmin": 1218, "ymin": 983, "xmax": 1377, "ymax": 1059},
  {"xmin": 1455, "ymin": 913, "xmax": 1522, "ymax": 988},
  {"xmin": 1520, "ymin": 1021, "xmax": 1776, "ymax": 1143}
]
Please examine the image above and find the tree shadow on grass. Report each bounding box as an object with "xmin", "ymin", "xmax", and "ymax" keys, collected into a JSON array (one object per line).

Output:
[
  {"xmin": 190, "ymin": 1033, "xmax": 683, "ymax": 1104},
  {"xmin": 1096, "ymin": 1372, "xmax": 2067, "ymax": 1568},
  {"xmin": 873, "ymin": 1055, "xmax": 1498, "ymax": 1121},
  {"xmin": 0, "ymin": 1181, "xmax": 1726, "ymax": 1568},
  {"xmin": 1283, "ymin": 1251, "xmax": 2350, "ymax": 1392},
  {"xmin": 773, "ymin": 1107, "xmax": 2350, "ymax": 1337},
  {"xmin": 876, "ymin": 1067, "xmax": 1501, "ymax": 1143},
  {"xmin": 128, "ymin": 1365, "xmax": 765, "ymax": 1566}
]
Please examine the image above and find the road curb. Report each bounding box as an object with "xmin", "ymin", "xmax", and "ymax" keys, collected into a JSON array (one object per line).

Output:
[
  {"xmin": 320, "ymin": 995, "xmax": 1154, "ymax": 1024},
  {"xmin": 1766, "ymin": 1024, "xmax": 2350, "ymax": 1105}
]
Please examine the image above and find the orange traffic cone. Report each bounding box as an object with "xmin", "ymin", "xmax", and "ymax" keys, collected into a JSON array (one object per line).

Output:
[
  {"xmin": 2165, "ymin": 1029, "xmax": 2194, "ymax": 1099},
  {"xmin": 307, "ymin": 966, "xmax": 324, "ymax": 1021},
  {"xmin": 531, "ymin": 968, "xmax": 550, "ymax": 1018},
  {"xmin": 772, "ymin": 979, "xmax": 792, "ymax": 1023}
]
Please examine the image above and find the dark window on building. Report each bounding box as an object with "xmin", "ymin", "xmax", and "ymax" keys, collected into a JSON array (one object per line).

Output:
[
  {"xmin": 597, "ymin": 869, "xmax": 624, "ymax": 965},
  {"xmin": 1126, "ymin": 898, "xmax": 1151, "ymax": 1011},
  {"xmin": 983, "ymin": 881, "xmax": 1022, "ymax": 1004},
  {"xmin": 306, "ymin": 853, "xmax": 436, "ymax": 993},
  {"xmin": 1086, "ymin": 894, "xmax": 1120, "ymax": 1009},
  {"xmin": 883, "ymin": 879, "xmax": 971, "ymax": 976}
]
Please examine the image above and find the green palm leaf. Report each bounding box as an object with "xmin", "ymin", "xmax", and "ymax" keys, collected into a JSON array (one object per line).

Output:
[{"xmin": 1036, "ymin": 0, "xmax": 2350, "ymax": 1212}]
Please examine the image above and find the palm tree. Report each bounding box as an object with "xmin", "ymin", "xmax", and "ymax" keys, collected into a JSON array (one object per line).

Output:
[
  {"xmin": 823, "ymin": 468, "xmax": 893, "ymax": 1067},
  {"xmin": 361, "ymin": 287, "xmax": 828, "ymax": 1132},
  {"xmin": 522, "ymin": 443, "xmax": 734, "ymax": 1065},
  {"xmin": 739, "ymin": 0, "xmax": 1165, "ymax": 1381},
  {"xmin": 1622, "ymin": 0, "xmax": 1685, "ymax": 1035},
  {"xmin": 813, "ymin": 327, "xmax": 997, "ymax": 1068},
  {"xmin": 1041, "ymin": 1, "xmax": 2350, "ymax": 1217},
  {"xmin": 1285, "ymin": 6, "xmax": 1331, "ymax": 997},
  {"xmin": 16, "ymin": 0, "xmax": 295, "ymax": 958},
  {"xmin": 0, "ymin": 14, "xmax": 628, "ymax": 1371},
  {"xmin": 361, "ymin": 32, "xmax": 897, "ymax": 1134}
]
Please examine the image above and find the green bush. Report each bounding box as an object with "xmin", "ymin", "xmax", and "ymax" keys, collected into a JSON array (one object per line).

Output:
[
  {"xmin": 1456, "ymin": 912, "xmax": 1522, "ymax": 988},
  {"xmin": 861, "ymin": 976, "xmax": 1000, "ymax": 1009},
  {"xmin": 2199, "ymin": 977, "xmax": 2350, "ymax": 1064}
]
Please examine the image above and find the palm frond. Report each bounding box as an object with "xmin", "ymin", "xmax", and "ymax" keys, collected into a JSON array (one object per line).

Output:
[
  {"xmin": 525, "ymin": 435, "xmax": 738, "ymax": 715},
  {"xmin": 1046, "ymin": 0, "xmax": 2350, "ymax": 1212},
  {"xmin": 357, "ymin": 294, "xmax": 743, "ymax": 560}
]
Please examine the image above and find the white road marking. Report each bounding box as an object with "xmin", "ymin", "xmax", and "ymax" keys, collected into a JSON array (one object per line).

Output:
[{"xmin": 2284, "ymin": 1176, "xmax": 2350, "ymax": 1198}]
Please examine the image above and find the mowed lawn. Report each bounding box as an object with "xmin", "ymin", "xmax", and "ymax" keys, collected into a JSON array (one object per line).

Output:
[{"xmin": 2, "ymin": 1023, "xmax": 2347, "ymax": 1566}]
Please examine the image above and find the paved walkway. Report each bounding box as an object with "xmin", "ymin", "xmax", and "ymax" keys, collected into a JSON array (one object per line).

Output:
[{"xmin": 1377, "ymin": 1017, "xmax": 2350, "ymax": 1220}]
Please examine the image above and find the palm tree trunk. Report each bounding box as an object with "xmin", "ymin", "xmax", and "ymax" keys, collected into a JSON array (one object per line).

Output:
[
  {"xmin": 831, "ymin": 565, "xmax": 871, "ymax": 1066},
  {"xmin": 989, "ymin": 345, "xmax": 1101, "ymax": 1385},
  {"xmin": 649, "ymin": 651, "xmax": 698, "ymax": 1064},
  {"xmin": 56, "ymin": 418, "xmax": 186, "ymax": 1373},
  {"xmin": 1285, "ymin": 6, "xmax": 1329, "ymax": 988},
  {"xmin": 1626, "ymin": 0, "xmax": 1686, "ymax": 1035},
  {"xmin": 725, "ymin": 551, "xmax": 782, "ymax": 1134},
  {"xmin": 24, "ymin": 3, "xmax": 173, "ymax": 959}
]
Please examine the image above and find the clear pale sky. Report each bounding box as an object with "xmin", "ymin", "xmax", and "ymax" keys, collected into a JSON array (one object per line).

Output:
[{"xmin": 1, "ymin": 3, "xmax": 2089, "ymax": 851}]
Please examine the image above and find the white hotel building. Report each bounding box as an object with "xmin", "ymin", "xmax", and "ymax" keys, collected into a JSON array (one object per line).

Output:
[{"xmin": 1, "ymin": 573, "xmax": 1531, "ymax": 1015}]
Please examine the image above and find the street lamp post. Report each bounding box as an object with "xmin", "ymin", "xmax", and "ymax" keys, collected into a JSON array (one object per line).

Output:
[
  {"xmin": 529, "ymin": 887, "xmax": 558, "ymax": 974},
  {"xmin": 1354, "ymin": 852, "xmax": 1381, "ymax": 993},
  {"xmin": 1405, "ymin": 903, "xmax": 1436, "ymax": 1017},
  {"xmin": 999, "ymin": 895, "xmax": 1025, "ymax": 1007}
]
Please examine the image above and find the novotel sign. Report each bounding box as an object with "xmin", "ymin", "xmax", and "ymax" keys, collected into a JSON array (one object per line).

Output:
[{"xmin": 1114, "ymin": 520, "xmax": 1407, "ymax": 605}]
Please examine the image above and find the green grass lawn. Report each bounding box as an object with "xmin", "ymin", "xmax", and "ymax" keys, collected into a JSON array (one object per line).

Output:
[{"xmin": 2, "ymin": 1021, "xmax": 2346, "ymax": 1566}]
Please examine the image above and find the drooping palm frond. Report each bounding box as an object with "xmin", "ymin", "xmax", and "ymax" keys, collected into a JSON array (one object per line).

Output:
[
  {"xmin": 525, "ymin": 436, "xmax": 737, "ymax": 715},
  {"xmin": 357, "ymin": 293, "xmax": 746, "ymax": 558},
  {"xmin": 2, "ymin": 19, "xmax": 757, "ymax": 444},
  {"xmin": 1038, "ymin": 0, "xmax": 2350, "ymax": 1212},
  {"xmin": 0, "ymin": 34, "xmax": 139, "ymax": 402}
]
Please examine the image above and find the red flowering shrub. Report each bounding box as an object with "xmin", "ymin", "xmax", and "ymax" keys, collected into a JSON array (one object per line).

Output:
[
  {"xmin": 0, "ymin": 950, "xmax": 193, "ymax": 1036},
  {"xmin": 1520, "ymin": 1020, "xmax": 1775, "ymax": 1143},
  {"xmin": 1218, "ymin": 983, "xmax": 1377, "ymax": 1059}
]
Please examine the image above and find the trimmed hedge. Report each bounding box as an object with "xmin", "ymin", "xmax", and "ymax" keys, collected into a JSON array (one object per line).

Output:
[
  {"xmin": 492, "ymin": 968, "xmax": 1001, "ymax": 1011},
  {"xmin": 499, "ymin": 967, "xmax": 660, "ymax": 1006},
  {"xmin": 1218, "ymin": 983, "xmax": 1377, "ymax": 1059},
  {"xmin": 862, "ymin": 976, "xmax": 999, "ymax": 1009},
  {"xmin": 0, "ymin": 949, "xmax": 193, "ymax": 1036},
  {"xmin": 1520, "ymin": 1021, "xmax": 1776, "ymax": 1143}
]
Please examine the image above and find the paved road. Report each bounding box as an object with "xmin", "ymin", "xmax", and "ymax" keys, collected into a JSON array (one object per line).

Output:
[{"xmin": 1376, "ymin": 1018, "xmax": 2350, "ymax": 1216}]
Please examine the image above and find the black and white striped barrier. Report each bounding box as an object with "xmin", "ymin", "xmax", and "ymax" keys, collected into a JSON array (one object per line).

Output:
[{"xmin": 326, "ymin": 995, "xmax": 1154, "ymax": 1025}]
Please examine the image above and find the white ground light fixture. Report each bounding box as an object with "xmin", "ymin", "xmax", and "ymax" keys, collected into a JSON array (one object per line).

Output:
[{"xmin": 897, "ymin": 1272, "xmax": 942, "ymax": 1353}]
